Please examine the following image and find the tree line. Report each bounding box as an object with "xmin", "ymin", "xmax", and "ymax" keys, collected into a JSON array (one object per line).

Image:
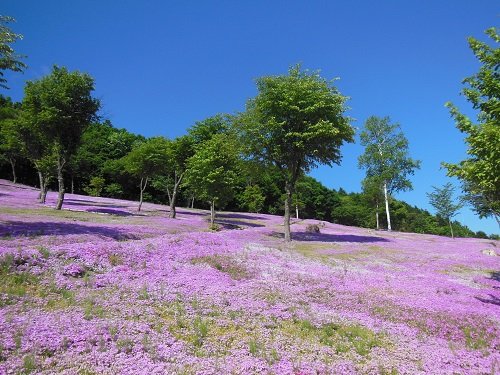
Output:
[{"xmin": 0, "ymin": 16, "xmax": 498, "ymax": 240}]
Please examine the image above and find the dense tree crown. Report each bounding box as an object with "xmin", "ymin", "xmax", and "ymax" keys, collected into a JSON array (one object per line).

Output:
[
  {"xmin": 22, "ymin": 66, "xmax": 100, "ymax": 209},
  {"xmin": 443, "ymin": 27, "xmax": 499, "ymax": 226},
  {"xmin": 238, "ymin": 65, "xmax": 354, "ymax": 241}
]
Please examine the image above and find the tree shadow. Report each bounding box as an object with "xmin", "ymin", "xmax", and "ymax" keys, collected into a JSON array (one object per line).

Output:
[
  {"xmin": 269, "ymin": 231, "xmax": 390, "ymax": 243},
  {"xmin": 215, "ymin": 219, "xmax": 265, "ymax": 229},
  {"xmin": 475, "ymin": 294, "xmax": 500, "ymax": 306},
  {"xmin": 489, "ymin": 271, "xmax": 500, "ymax": 282},
  {"xmin": 218, "ymin": 212, "xmax": 270, "ymax": 221},
  {"xmin": 85, "ymin": 208, "xmax": 134, "ymax": 217},
  {"xmin": 64, "ymin": 199, "xmax": 128, "ymax": 209},
  {"xmin": 177, "ymin": 210, "xmax": 208, "ymax": 217},
  {"xmin": 0, "ymin": 220, "xmax": 140, "ymax": 240}
]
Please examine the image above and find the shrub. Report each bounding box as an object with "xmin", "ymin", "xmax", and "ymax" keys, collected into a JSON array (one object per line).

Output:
[
  {"xmin": 84, "ymin": 176, "xmax": 106, "ymax": 197},
  {"xmin": 305, "ymin": 224, "xmax": 321, "ymax": 233}
]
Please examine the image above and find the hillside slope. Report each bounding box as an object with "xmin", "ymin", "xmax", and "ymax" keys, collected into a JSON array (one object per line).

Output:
[{"xmin": 0, "ymin": 180, "xmax": 499, "ymax": 374}]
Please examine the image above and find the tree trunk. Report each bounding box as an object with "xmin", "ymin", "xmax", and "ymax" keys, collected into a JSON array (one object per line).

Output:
[
  {"xmin": 9, "ymin": 158, "xmax": 16, "ymax": 184},
  {"xmin": 169, "ymin": 172, "xmax": 184, "ymax": 219},
  {"xmin": 448, "ymin": 219, "xmax": 454, "ymax": 239},
  {"xmin": 40, "ymin": 178, "xmax": 48, "ymax": 204},
  {"xmin": 383, "ymin": 182, "xmax": 391, "ymax": 231},
  {"xmin": 210, "ymin": 200, "xmax": 215, "ymax": 226},
  {"xmin": 284, "ymin": 183, "xmax": 292, "ymax": 242},
  {"xmin": 55, "ymin": 158, "xmax": 65, "ymax": 210},
  {"xmin": 71, "ymin": 176, "xmax": 74, "ymax": 194},
  {"xmin": 375, "ymin": 203, "xmax": 380, "ymax": 230},
  {"xmin": 191, "ymin": 196, "xmax": 195, "ymax": 209},
  {"xmin": 138, "ymin": 177, "xmax": 148, "ymax": 212},
  {"xmin": 37, "ymin": 171, "xmax": 43, "ymax": 200},
  {"xmin": 295, "ymin": 205, "xmax": 299, "ymax": 220}
]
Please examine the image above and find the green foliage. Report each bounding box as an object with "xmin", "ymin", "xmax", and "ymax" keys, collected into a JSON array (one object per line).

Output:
[
  {"xmin": 191, "ymin": 317, "xmax": 209, "ymax": 348},
  {"xmin": 359, "ymin": 116, "xmax": 420, "ymax": 194},
  {"xmin": 191, "ymin": 254, "xmax": 251, "ymax": 280},
  {"xmin": 187, "ymin": 114, "xmax": 232, "ymax": 145},
  {"xmin": 84, "ymin": 176, "xmax": 106, "ymax": 197},
  {"xmin": 443, "ymin": 28, "xmax": 500, "ymax": 224},
  {"xmin": 104, "ymin": 183, "xmax": 123, "ymax": 198},
  {"xmin": 238, "ymin": 64, "xmax": 354, "ymax": 240},
  {"xmin": 239, "ymin": 184, "xmax": 265, "ymax": 213},
  {"xmin": 427, "ymin": 183, "xmax": 462, "ymax": 226},
  {"xmin": 22, "ymin": 65, "xmax": 100, "ymax": 208},
  {"xmin": 22, "ymin": 354, "xmax": 37, "ymax": 374},
  {"xmin": 122, "ymin": 137, "xmax": 169, "ymax": 180},
  {"xmin": 22, "ymin": 66, "xmax": 100, "ymax": 162},
  {"xmin": 358, "ymin": 116, "xmax": 420, "ymax": 230},
  {"xmin": 0, "ymin": 96, "xmax": 23, "ymax": 180},
  {"xmin": 184, "ymin": 133, "xmax": 240, "ymax": 212},
  {"xmin": 294, "ymin": 319, "xmax": 385, "ymax": 356},
  {"xmin": 0, "ymin": 15, "xmax": 27, "ymax": 89}
]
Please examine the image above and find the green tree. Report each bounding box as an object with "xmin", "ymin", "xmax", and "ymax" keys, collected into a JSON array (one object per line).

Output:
[
  {"xmin": 238, "ymin": 65, "xmax": 354, "ymax": 241},
  {"xmin": 165, "ymin": 135, "xmax": 194, "ymax": 218},
  {"xmin": 443, "ymin": 27, "xmax": 500, "ymax": 227},
  {"xmin": 0, "ymin": 15, "xmax": 26, "ymax": 89},
  {"xmin": 187, "ymin": 114, "xmax": 232, "ymax": 144},
  {"xmin": 84, "ymin": 176, "xmax": 106, "ymax": 197},
  {"xmin": 427, "ymin": 182, "xmax": 463, "ymax": 238},
  {"xmin": 184, "ymin": 133, "xmax": 240, "ymax": 227},
  {"xmin": 122, "ymin": 137, "xmax": 169, "ymax": 211},
  {"xmin": 22, "ymin": 66, "xmax": 100, "ymax": 209},
  {"xmin": 361, "ymin": 175, "xmax": 385, "ymax": 230},
  {"xmin": 239, "ymin": 184, "xmax": 265, "ymax": 213},
  {"xmin": 358, "ymin": 116, "xmax": 420, "ymax": 231},
  {"xmin": 0, "ymin": 96, "xmax": 22, "ymax": 182}
]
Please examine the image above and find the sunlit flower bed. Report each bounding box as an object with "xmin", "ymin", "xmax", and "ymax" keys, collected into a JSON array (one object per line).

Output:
[{"xmin": 0, "ymin": 180, "xmax": 498, "ymax": 374}]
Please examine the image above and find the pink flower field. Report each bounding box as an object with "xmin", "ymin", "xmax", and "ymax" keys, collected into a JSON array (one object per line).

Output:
[{"xmin": 0, "ymin": 179, "xmax": 499, "ymax": 374}]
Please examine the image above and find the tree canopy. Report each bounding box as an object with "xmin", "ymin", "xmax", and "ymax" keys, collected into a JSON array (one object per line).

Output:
[
  {"xmin": 0, "ymin": 15, "xmax": 26, "ymax": 89},
  {"xmin": 443, "ymin": 27, "xmax": 500, "ymax": 226},
  {"xmin": 427, "ymin": 182, "xmax": 463, "ymax": 238},
  {"xmin": 238, "ymin": 64, "xmax": 354, "ymax": 241},
  {"xmin": 22, "ymin": 66, "xmax": 100, "ymax": 209},
  {"xmin": 358, "ymin": 116, "xmax": 421, "ymax": 231}
]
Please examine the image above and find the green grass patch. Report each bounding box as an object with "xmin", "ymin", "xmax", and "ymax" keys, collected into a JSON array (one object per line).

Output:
[
  {"xmin": 370, "ymin": 301, "xmax": 497, "ymax": 352},
  {"xmin": 191, "ymin": 254, "xmax": 252, "ymax": 280},
  {"xmin": 283, "ymin": 319, "xmax": 385, "ymax": 356},
  {"xmin": 0, "ymin": 264, "xmax": 40, "ymax": 306},
  {"xmin": 83, "ymin": 298, "xmax": 106, "ymax": 320}
]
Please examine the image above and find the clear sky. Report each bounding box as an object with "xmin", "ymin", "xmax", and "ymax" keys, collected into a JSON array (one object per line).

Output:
[{"xmin": 3, "ymin": 0, "xmax": 499, "ymax": 235}]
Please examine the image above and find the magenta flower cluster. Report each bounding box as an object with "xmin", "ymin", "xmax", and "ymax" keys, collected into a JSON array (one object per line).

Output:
[{"xmin": 0, "ymin": 179, "xmax": 498, "ymax": 374}]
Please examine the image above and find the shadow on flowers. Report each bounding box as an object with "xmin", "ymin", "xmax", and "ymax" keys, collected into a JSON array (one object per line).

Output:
[{"xmin": 0, "ymin": 220, "xmax": 140, "ymax": 240}]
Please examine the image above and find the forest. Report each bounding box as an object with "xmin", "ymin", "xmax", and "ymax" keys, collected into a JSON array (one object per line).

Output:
[
  {"xmin": 0, "ymin": 16, "xmax": 498, "ymax": 240},
  {"xmin": 0, "ymin": 96, "xmax": 494, "ymax": 239}
]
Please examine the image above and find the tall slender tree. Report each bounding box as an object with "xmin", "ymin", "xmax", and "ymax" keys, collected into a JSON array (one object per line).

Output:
[
  {"xmin": 238, "ymin": 65, "xmax": 354, "ymax": 241},
  {"xmin": 22, "ymin": 66, "xmax": 100, "ymax": 209},
  {"xmin": 358, "ymin": 116, "xmax": 420, "ymax": 231},
  {"xmin": 443, "ymin": 27, "xmax": 500, "ymax": 227},
  {"xmin": 427, "ymin": 183, "xmax": 462, "ymax": 238},
  {"xmin": 362, "ymin": 175, "xmax": 385, "ymax": 230}
]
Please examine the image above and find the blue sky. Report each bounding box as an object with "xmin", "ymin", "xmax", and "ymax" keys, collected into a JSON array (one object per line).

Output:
[{"xmin": 3, "ymin": 0, "xmax": 499, "ymax": 235}]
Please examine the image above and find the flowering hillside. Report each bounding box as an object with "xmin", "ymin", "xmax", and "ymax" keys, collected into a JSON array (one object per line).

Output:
[{"xmin": 0, "ymin": 180, "xmax": 498, "ymax": 374}]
